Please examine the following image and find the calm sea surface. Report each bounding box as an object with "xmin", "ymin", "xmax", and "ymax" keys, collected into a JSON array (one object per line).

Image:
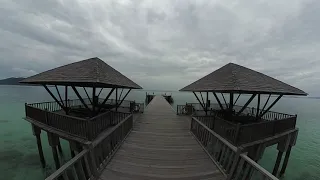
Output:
[{"xmin": 0, "ymin": 85, "xmax": 319, "ymax": 180}]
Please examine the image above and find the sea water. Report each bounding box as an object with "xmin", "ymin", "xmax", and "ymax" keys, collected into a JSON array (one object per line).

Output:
[{"xmin": 0, "ymin": 85, "xmax": 319, "ymax": 180}]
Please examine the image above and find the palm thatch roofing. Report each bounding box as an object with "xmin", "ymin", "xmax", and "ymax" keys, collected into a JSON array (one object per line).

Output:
[
  {"xmin": 20, "ymin": 57, "xmax": 142, "ymax": 89},
  {"xmin": 180, "ymin": 63, "xmax": 307, "ymax": 96}
]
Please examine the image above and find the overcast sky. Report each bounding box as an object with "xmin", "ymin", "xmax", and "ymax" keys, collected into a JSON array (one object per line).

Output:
[{"xmin": 0, "ymin": 0, "xmax": 319, "ymax": 95}]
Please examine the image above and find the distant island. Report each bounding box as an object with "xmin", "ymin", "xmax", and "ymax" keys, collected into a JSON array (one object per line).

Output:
[{"xmin": 0, "ymin": 77, "xmax": 26, "ymax": 85}]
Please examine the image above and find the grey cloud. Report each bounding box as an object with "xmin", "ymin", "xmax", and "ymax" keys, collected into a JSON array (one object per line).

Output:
[{"xmin": 0, "ymin": 0, "xmax": 319, "ymax": 93}]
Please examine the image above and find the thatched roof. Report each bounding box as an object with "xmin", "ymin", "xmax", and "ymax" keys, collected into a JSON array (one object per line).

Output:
[
  {"xmin": 180, "ymin": 63, "xmax": 307, "ymax": 95},
  {"xmin": 20, "ymin": 57, "xmax": 142, "ymax": 89}
]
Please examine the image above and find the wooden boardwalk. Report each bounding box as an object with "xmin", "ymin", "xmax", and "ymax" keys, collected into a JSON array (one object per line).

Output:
[{"xmin": 99, "ymin": 96, "xmax": 225, "ymax": 180}]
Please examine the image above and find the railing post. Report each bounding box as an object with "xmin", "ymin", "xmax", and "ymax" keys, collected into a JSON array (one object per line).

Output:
[
  {"xmin": 227, "ymin": 148, "xmax": 242, "ymax": 180},
  {"xmin": 234, "ymin": 123, "xmax": 241, "ymax": 145}
]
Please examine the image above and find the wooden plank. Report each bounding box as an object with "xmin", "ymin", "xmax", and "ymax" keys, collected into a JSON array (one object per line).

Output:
[{"xmin": 99, "ymin": 96, "xmax": 225, "ymax": 180}]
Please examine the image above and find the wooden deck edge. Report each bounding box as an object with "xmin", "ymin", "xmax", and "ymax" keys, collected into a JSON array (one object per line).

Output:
[
  {"xmin": 190, "ymin": 131, "xmax": 227, "ymax": 178},
  {"xmin": 24, "ymin": 117, "xmax": 91, "ymax": 144}
]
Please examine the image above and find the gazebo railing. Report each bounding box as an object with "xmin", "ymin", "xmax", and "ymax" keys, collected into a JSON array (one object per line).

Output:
[
  {"xmin": 191, "ymin": 117, "xmax": 279, "ymax": 180},
  {"xmin": 177, "ymin": 103, "xmax": 295, "ymax": 121},
  {"xmin": 25, "ymin": 101, "xmax": 132, "ymax": 140},
  {"xmin": 192, "ymin": 114, "xmax": 297, "ymax": 145}
]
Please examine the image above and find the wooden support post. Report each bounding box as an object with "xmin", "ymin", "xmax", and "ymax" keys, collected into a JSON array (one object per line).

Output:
[
  {"xmin": 280, "ymin": 146, "xmax": 292, "ymax": 177},
  {"xmin": 35, "ymin": 134, "xmax": 46, "ymax": 168},
  {"xmin": 32, "ymin": 125, "xmax": 46, "ymax": 168},
  {"xmin": 272, "ymin": 150, "xmax": 283, "ymax": 176},
  {"xmin": 47, "ymin": 132, "xmax": 60, "ymax": 170},
  {"xmin": 52, "ymin": 146, "xmax": 60, "ymax": 170},
  {"xmin": 57, "ymin": 140, "xmax": 63, "ymax": 156}
]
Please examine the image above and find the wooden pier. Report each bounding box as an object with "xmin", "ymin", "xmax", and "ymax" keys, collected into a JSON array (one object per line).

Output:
[
  {"xmin": 99, "ymin": 96, "xmax": 225, "ymax": 179},
  {"xmin": 21, "ymin": 60, "xmax": 305, "ymax": 180}
]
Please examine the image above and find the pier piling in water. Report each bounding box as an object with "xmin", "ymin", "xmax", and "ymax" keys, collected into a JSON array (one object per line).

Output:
[
  {"xmin": 47, "ymin": 132, "xmax": 61, "ymax": 169},
  {"xmin": 32, "ymin": 125, "xmax": 46, "ymax": 168}
]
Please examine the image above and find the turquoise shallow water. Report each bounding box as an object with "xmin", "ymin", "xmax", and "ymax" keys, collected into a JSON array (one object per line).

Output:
[{"xmin": 0, "ymin": 85, "xmax": 319, "ymax": 180}]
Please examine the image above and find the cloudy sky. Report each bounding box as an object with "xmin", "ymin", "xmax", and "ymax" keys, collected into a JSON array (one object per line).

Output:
[{"xmin": 0, "ymin": 0, "xmax": 319, "ymax": 94}]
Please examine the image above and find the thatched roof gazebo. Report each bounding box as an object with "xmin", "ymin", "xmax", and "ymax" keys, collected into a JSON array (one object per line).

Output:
[
  {"xmin": 21, "ymin": 57, "xmax": 142, "ymax": 117},
  {"xmin": 180, "ymin": 63, "xmax": 307, "ymax": 120}
]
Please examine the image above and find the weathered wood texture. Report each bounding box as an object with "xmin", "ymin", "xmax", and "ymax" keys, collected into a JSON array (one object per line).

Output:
[{"xmin": 100, "ymin": 96, "xmax": 225, "ymax": 180}]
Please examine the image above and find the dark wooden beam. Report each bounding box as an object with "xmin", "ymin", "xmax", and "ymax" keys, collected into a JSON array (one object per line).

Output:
[
  {"xmin": 65, "ymin": 86, "xmax": 69, "ymax": 115},
  {"xmin": 256, "ymin": 94, "xmax": 261, "ymax": 118},
  {"xmin": 229, "ymin": 93, "xmax": 234, "ymax": 111},
  {"xmin": 118, "ymin": 88, "xmax": 124, "ymax": 101},
  {"xmin": 234, "ymin": 93, "xmax": 241, "ymax": 105},
  {"xmin": 92, "ymin": 87, "xmax": 96, "ymax": 114},
  {"xmin": 193, "ymin": 92, "xmax": 206, "ymax": 111},
  {"xmin": 97, "ymin": 88, "xmax": 103, "ymax": 97},
  {"xmin": 280, "ymin": 146, "xmax": 292, "ymax": 177},
  {"xmin": 97, "ymin": 88, "xmax": 115, "ymax": 113},
  {"xmin": 43, "ymin": 85, "xmax": 65, "ymax": 111},
  {"xmin": 35, "ymin": 133, "xmax": 46, "ymax": 168},
  {"xmin": 259, "ymin": 95, "xmax": 283, "ymax": 118},
  {"xmin": 273, "ymin": 150, "xmax": 283, "ymax": 176},
  {"xmin": 206, "ymin": 92, "xmax": 209, "ymax": 115},
  {"xmin": 55, "ymin": 85, "xmax": 64, "ymax": 106},
  {"xmin": 236, "ymin": 94, "xmax": 256, "ymax": 116},
  {"xmin": 200, "ymin": 92, "xmax": 205, "ymax": 108},
  {"xmin": 83, "ymin": 87, "xmax": 92, "ymax": 104},
  {"xmin": 260, "ymin": 94, "xmax": 271, "ymax": 113},
  {"xmin": 117, "ymin": 89, "xmax": 131, "ymax": 108},
  {"xmin": 116, "ymin": 88, "xmax": 118, "ymax": 112},
  {"xmin": 221, "ymin": 93, "xmax": 228, "ymax": 107},
  {"xmin": 71, "ymin": 86, "xmax": 91, "ymax": 111},
  {"xmin": 212, "ymin": 92, "xmax": 224, "ymax": 110}
]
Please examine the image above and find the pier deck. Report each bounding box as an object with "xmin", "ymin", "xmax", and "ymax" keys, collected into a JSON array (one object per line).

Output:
[{"xmin": 99, "ymin": 96, "xmax": 225, "ymax": 180}]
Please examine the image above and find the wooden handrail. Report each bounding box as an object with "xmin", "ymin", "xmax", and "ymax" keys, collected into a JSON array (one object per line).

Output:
[
  {"xmin": 192, "ymin": 117, "xmax": 237, "ymax": 151},
  {"xmin": 44, "ymin": 113, "xmax": 133, "ymax": 180},
  {"xmin": 240, "ymin": 153, "xmax": 278, "ymax": 180},
  {"xmin": 45, "ymin": 149, "xmax": 89, "ymax": 180},
  {"xmin": 191, "ymin": 117, "xmax": 279, "ymax": 180}
]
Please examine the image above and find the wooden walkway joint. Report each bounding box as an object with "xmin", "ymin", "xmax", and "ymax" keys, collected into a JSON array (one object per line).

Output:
[{"xmin": 99, "ymin": 96, "xmax": 225, "ymax": 180}]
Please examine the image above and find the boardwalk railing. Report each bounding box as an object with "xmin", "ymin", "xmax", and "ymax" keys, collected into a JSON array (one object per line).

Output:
[
  {"xmin": 45, "ymin": 114, "xmax": 133, "ymax": 180},
  {"xmin": 190, "ymin": 117, "xmax": 279, "ymax": 180}
]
